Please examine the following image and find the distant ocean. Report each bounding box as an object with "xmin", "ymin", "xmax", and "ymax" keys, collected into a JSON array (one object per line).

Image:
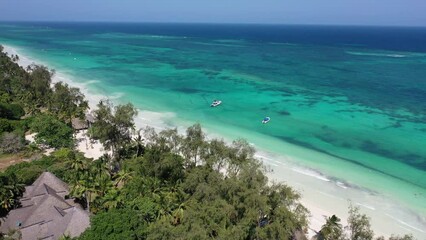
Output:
[{"xmin": 1, "ymin": 22, "xmax": 425, "ymax": 237}]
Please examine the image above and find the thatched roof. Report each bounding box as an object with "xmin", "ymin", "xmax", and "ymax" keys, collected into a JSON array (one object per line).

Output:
[
  {"xmin": 71, "ymin": 118, "xmax": 89, "ymax": 130},
  {"xmin": 0, "ymin": 172, "xmax": 90, "ymax": 240}
]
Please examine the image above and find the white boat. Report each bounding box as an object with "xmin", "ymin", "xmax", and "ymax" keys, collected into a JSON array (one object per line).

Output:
[
  {"xmin": 262, "ymin": 117, "xmax": 271, "ymax": 124},
  {"xmin": 211, "ymin": 100, "xmax": 222, "ymax": 107}
]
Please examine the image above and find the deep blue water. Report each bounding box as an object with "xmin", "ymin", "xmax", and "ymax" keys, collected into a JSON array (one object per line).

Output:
[{"xmin": 2, "ymin": 22, "xmax": 426, "ymax": 51}]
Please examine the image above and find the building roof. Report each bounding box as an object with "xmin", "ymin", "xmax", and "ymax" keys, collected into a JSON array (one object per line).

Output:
[
  {"xmin": 0, "ymin": 172, "xmax": 90, "ymax": 240},
  {"xmin": 71, "ymin": 118, "xmax": 89, "ymax": 130},
  {"xmin": 23, "ymin": 172, "xmax": 69, "ymax": 198}
]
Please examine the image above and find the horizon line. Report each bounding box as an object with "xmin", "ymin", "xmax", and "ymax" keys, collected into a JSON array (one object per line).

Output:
[{"xmin": 1, "ymin": 20, "xmax": 426, "ymax": 29}]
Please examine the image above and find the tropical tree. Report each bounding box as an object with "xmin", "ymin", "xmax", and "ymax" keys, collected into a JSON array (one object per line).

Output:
[
  {"xmin": 30, "ymin": 114, "xmax": 74, "ymax": 149},
  {"xmin": 22, "ymin": 64, "xmax": 53, "ymax": 112},
  {"xmin": 0, "ymin": 173, "xmax": 25, "ymax": 215},
  {"xmin": 181, "ymin": 123, "xmax": 206, "ymax": 168},
  {"xmin": 88, "ymin": 100, "xmax": 138, "ymax": 163},
  {"xmin": 49, "ymin": 81, "xmax": 88, "ymax": 123},
  {"xmin": 68, "ymin": 157, "xmax": 113, "ymax": 214},
  {"xmin": 100, "ymin": 188, "xmax": 123, "ymax": 210},
  {"xmin": 77, "ymin": 208, "xmax": 147, "ymax": 240},
  {"xmin": 113, "ymin": 169, "xmax": 133, "ymax": 188},
  {"xmin": 347, "ymin": 205, "xmax": 374, "ymax": 240},
  {"xmin": 319, "ymin": 214, "xmax": 344, "ymax": 240}
]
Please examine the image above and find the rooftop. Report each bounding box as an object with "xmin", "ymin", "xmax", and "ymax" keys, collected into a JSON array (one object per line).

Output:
[{"xmin": 0, "ymin": 172, "xmax": 90, "ymax": 240}]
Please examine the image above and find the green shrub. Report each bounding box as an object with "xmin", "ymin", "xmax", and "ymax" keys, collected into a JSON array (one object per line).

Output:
[
  {"xmin": 4, "ymin": 156, "xmax": 61, "ymax": 184},
  {"xmin": 30, "ymin": 114, "xmax": 73, "ymax": 149},
  {"xmin": 0, "ymin": 118, "xmax": 13, "ymax": 133},
  {"xmin": 0, "ymin": 103, "xmax": 25, "ymax": 120}
]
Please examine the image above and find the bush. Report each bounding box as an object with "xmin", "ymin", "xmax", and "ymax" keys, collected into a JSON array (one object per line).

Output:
[
  {"xmin": 78, "ymin": 208, "xmax": 148, "ymax": 240},
  {"xmin": 30, "ymin": 114, "xmax": 73, "ymax": 149},
  {"xmin": 0, "ymin": 118, "xmax": 13, "ymax": 133},
  {"xmin": 0, "ymin": 103, "xmax": 25, "ymax": 120},
  {"xmin": 3, "ymin": 155, "xmax": 64, "ymax": 184}
]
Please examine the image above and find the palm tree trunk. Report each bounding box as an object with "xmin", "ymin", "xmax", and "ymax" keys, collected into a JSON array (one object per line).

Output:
[{"xmin": 86, "ymin": 191, "xmax": 90, "ymax": 213}]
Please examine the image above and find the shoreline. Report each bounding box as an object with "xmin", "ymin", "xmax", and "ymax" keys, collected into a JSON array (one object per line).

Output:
[{"xmin": 3, "ymin": 43, "xmax": 425, "ymax": 239}]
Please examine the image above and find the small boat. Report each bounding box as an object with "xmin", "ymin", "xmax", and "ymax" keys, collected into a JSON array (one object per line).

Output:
[
  {"xmin": 262, "ymin": 117, "xmax": 271, "ymax": 124},
  {"xmin": 211, "ymin": 100, "xmax": 222, "ymax": 107}
]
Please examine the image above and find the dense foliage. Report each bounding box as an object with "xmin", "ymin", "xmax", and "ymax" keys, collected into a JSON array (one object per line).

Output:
[
  {"xmin": 88, "ymin": 100, "xmax": 138, "ymax": 162},
  {"xmin": 29, "ymin": 114, "xmax": 74, "ymax": 148},
  {"xmin": 49, "ymin": 82, "xmax": 88, "ymax": 123},
  {"xmin": 79, "ymin": 124, "xmax": 309, "ymax": 240},
  {"xmin": 0, "ymin": 46, "xmax": 87, "ymax": 154}
]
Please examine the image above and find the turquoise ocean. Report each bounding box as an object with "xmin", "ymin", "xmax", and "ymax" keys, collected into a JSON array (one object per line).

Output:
[{"xmin": 1, "ymin": 22, "xmax": 425, "ymax": 237}]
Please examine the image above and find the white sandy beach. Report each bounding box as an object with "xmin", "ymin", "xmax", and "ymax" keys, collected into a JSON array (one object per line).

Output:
[
  {"xmin": 75, "ymin": 130, "xmax": 106, "ymax": 160},
  {"xmin": 4, "ymin": 44, "xmax": 425, "ymax": 239}
]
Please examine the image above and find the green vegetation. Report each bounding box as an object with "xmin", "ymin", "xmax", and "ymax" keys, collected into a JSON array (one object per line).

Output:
[
  {"xmin": 29, "ymin": 114, "xmax": 74, "ymax": 148},
  {"xmin": 0, "ymin": 45, "xmax": 417, "ymax": 239},
  {"xmin": 317, "ymin": 206, "xmax": 414, "ymax": 240},
  {"xmin": 49, "ymin": 82, "xmax": 88, "ymax": 123},
  {"xmin": 78, "ymin": 124, "xmax": 309, "ymax": 239},
  {"xmin": 0, "ymin": 103, "xmax": 25, "ymax": 120},
  {"xmin": 0, "ymin": 173, "xmax": 24, "ymax": 216},
  {"xmin": 88, "ymin": 100, "xmax": 138, "ymax": 162},
  {"xmin": 318, "ymin": 214, "xmax": 344, "ymax": 240},
  {"xmin": 0, "ymin": 45, "xmax": 88, "ymax": 152}
]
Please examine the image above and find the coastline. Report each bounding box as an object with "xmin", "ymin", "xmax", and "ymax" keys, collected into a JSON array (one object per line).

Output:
[{"xmin": 3, "ymin": 43, "xmax": 425, "ymax": 239}]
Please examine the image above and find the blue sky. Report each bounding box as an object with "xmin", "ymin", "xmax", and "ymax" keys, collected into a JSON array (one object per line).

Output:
[{"xmin": 0, "ymin": 0, "xmax": 425, "ymax": 26}]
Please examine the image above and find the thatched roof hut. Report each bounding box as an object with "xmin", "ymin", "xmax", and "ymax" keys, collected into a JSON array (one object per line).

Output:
[
  {"xmin": 71, "ymin": 118, "xmax": 89, "ymax": 130},
  {"xmin": 71, "ymin": 113, "xmax": 95, "ymax": 131},
  {"xmin": 0, "ymin": 172, "xmax": 90, "ymax": 240}
]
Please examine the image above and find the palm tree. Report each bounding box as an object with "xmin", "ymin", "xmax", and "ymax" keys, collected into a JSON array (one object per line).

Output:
[
  {"xmin": 69, "ymin": 178, "xmax": 95, "ymax": 213},
  {"xmin": 132, "ymin": 129, "xmax": 145, "ymax": 157},
  {"xmin": 0, "ymin": 174, "xmax": 24, "ymax": 212},
  {"xmin": 70, "ymin": 160, "xmax": 113, "ymax": 214},
  {"xmin": 113, "ymin": 170, "xmax": 133, "ymax": 188},
  {"xmin": 171, "ymin": 202, "xmax": 185, "ymax": 226},
  {"xmin": 319, "ymin": 214, "xmax": 344, "ymax": 240},
  {"xmin": 0, "ymin": 192, "xmax": 15, "ymax": 211},
  {"xmin": 92, "ymin": 157, "xmax": 111, "ymax": 181},
  {"xmin": 67, "ymin": 154, "xmax": 89, "ymax": 179},
  {"xmin": 101, "ymin": 188, "xmax": 122, "ymax": 210},
  {"xmin": 59, "ymin": 235, "xmax": 73, "ymax": 240}
]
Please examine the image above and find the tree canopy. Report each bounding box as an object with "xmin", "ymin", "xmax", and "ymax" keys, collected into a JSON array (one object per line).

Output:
[
  {"xmin": 88, "ymin": 100, "xmax": 138, "ymax": 162},
  {"xmin": 49, "ymin": 82, "xmax": 89, "ymax": 123},
  {"xmin": 30, "ymin": 114, "xmax": 74, "ymax": 149}
]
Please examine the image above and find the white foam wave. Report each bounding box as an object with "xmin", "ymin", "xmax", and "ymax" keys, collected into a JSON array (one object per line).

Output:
[
  {"xmin": 356, "ymin": 202, "xmax": 376, "ymax": 210},
  {"xmin": 254, "ymin": 152, "xmax": 286, "ymax": 166},
  {"xmin": 82, "ymin": 80, "xmax": 100, "ymax": 85},
  {"xmin": 385, "ymin": 214, "xmax": 426, "ymax": 233},
  {"xmin": 3, "ymin": 45, "xmax": 36, "ymax": 68},
  {"xmin": 292, "ymin": 167, "xmax": 330, "ymax": 182},
  {"xmin": 136, "ymin": 109, "xmax": 176, "ymax": 130},
  {"xmin": 108, "ymin": 92, "xmax": 125, "ymax": 100},
  {"xmin": 336, "ymin": 181, "xmax": 348, "ymax": 189},
  {"xmin": 346, "ymin": 51, "xmax": 407, "ymax": 58}
]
